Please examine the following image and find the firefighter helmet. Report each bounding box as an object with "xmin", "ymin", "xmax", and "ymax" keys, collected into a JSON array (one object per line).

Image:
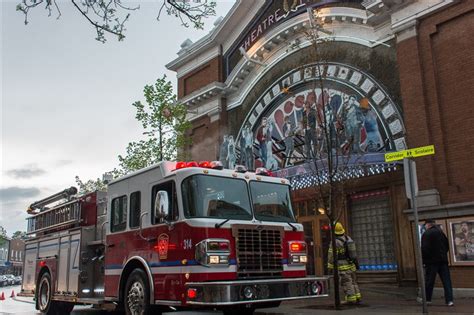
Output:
[{"xmin": 335, "ymin": 222, "xmax": 345, "ymax": 235}]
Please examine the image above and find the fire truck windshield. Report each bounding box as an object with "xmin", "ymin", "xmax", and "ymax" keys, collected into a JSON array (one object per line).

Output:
[
  {"xmin": 181, "ymin": 175, "xmax": 296, "ymax": 223},
  {"xmin": 182, "ymin": 175, "xmax": 253, "ymax": 220},
  {"xmin": 250, "ymin": 181, "xmax": 296, "ymax": 223}
]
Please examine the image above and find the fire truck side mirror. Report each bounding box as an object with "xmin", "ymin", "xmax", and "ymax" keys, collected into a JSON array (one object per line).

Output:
[{"xmin": 154, "ymin": 191, "xmax": 170, "ymax": 223}]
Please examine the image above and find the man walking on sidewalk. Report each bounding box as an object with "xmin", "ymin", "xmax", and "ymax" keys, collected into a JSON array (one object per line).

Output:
[
  {"xmin": 328, "ymin": 222, "xmax": 361, "ymax": 304},
  {"xmin": 421, "ymin": 219, "xmax": 454, "ymax": 306}
]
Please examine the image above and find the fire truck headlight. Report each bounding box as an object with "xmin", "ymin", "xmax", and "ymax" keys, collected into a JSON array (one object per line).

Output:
[
  {"xmin": 291, "ymin": 255, "xmax": 300, "ymax": 263},
  {"xmin": 209, "ymin": 255, "xmax": 220, "ymax": 264},
  {"xmin": 195, "ymin": 238, "xmax": 231, "ymax": 267},
  {"xmin": 300, "ymin": 255, "xmax": 308, "ymax": 263},
  {"xmin": 290, "ymin": 254, "xmax": 307, "ymax": 264},
  {"xmin": 288, "ymin": 241, "xmax": 308, "ymax": 265}
]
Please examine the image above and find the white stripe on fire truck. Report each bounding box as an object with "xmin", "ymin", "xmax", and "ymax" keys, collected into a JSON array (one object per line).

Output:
[
  {"xmin": 104, "ymin": 264, "xmax": 303, "ymax": 276},
  {"xmin": 104, "ymin": 265, "xmax": 237, "ymax": 276}
]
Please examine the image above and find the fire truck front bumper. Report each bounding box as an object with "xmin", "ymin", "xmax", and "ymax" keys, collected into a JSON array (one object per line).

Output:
[{"xmin": 184, "ymin": 276, "xmax": 329, "ymax": 306}]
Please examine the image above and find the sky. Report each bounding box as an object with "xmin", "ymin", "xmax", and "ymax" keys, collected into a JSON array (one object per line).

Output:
[{"xmin": 1, "ymin": 0, "xmax": 236, "ymax": 236}]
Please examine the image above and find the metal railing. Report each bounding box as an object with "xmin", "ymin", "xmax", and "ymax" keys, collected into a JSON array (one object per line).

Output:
[{"xmin": 27, "ymin": 200, "xmax": 81, "ymax": 234}]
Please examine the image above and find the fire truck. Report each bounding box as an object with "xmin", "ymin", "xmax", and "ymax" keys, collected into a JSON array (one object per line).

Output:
[{"xmin": 20, "ymin": 161, "xmax": 329, "ymax": 314}]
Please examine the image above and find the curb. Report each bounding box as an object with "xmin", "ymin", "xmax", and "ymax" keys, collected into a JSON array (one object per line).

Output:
[{"xmin": 12, "ymin": 296, "xmax": 35, "ymax": 304}]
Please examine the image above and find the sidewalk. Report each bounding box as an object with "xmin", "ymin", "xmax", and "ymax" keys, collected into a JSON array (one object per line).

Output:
[{"xmin": 256, "ymin": 284, "xmax": 474, "ymax": 314}]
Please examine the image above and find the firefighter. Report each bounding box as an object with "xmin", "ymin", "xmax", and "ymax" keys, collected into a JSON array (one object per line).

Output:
[{"xmin": 328, "ymin": 222, "xmax": 361, "ymax": 304}]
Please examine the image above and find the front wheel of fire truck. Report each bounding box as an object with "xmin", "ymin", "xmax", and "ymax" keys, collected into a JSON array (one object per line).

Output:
[
  {"xmin": 37, "ymin": 272, "xmax": 74, "ymax": 315},
  {"xmin": 124, "ymin": 269, "xmax": 156, "ymax": 315}
]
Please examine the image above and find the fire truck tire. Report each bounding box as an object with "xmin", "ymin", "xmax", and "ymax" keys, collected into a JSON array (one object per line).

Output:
[
  {"xmin": 124, "ymin": 269, "xmax": 152, "ymax": 315},
  {"xmin": 58, "ymin": 302, "xmax": 75, "ymax": 314},
  {"xmin": 36, "ymin": 272, "xmax": 73, "ymax": 315}
]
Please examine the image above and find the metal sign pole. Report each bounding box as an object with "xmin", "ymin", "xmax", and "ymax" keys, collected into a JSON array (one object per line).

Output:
[{"xmin": 407, "ymin": 159, "xmax": 428, "ymax": 314}]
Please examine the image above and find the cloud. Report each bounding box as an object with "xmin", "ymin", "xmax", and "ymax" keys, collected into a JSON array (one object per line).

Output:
[
  {"xmin": 5, "ymin": 164, "xmax": 46, "ymax": 179},
  {"xmin": 55, "ymin": 160, "xmax": 73, "ymax": 167},
  {"xmin": 0, "ymin": 187, "xmax": 41, "ymax": 203}
]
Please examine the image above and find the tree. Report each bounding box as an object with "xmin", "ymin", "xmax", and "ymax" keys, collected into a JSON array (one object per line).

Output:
[
  {"xmin": 0, "ymin": 226, "xmax": 6, "ymax": 238},
  {"xmin": 115, "ymin": 76, "xmax": 191, "ymax": 175},
  {"xmin": 12, "ymin": 231, "xmax": 28, "ymax": 240},
  {"xmin": 16, "ymin": 0, "xmax": 216, "ymax": 43},
  {"xmin": 285, "ymin": 8, "xmax": 376, "ymax": 309},
  {"xmin": 75, "ymin": 175, "xmax": 108, "ymax": 194},
  {"xmin": 75, "ymin": 76, "xmax": 191, "ymax": 190},
  {"xmin": 0, "ymin": 226, "xmax": 7, "ymax": 246}
]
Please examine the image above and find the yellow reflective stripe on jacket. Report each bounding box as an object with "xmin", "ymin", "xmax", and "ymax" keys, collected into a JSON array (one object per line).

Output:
[
  {"xmin": 328, "ymin": 247, "xmax": 345, "ymax": 254},
  {"xmin": 338, "ymin": 263, "xmax": 356, "ymax": 271},
  {"xmin": 327, "ymin": 262, "xmax": 356, "ymax": 271}
]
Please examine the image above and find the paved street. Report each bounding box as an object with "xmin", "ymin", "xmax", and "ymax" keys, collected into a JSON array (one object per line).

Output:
[{"xmin": 1, "ymin": 284, "xmax": 473, "ymax": 315}]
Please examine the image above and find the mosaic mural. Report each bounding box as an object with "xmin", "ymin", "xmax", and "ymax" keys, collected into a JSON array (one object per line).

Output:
[{"xmin": 220, "ymin": 62, "xmax": 406, "ymax": 171}]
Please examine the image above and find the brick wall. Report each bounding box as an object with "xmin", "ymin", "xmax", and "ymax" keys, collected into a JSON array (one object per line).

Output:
[
  {"xmin": 187, "ymin": 115, "xmax": 220, "ymax": 161},
  {"xmin": 397, "ymin": 1, "xmax": 474, "ymax": 205},
  {"xmin": 178, "ymin": 56, "xmax": 223, "ymax": 99}
]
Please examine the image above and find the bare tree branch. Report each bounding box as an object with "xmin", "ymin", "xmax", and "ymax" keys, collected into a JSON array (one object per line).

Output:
[{"xmin": 16, "ymin": 0, "xmax": 216, "ymax": 43}]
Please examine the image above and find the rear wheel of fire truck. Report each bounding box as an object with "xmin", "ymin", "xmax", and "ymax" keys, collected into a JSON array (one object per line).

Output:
[
  {"xmin": 37, "ymin": 272, "xmax": 74, "ymax": 315},
  {"xmin": 124, "ymin": 269, "xmax": 156, "ymax": 315}
]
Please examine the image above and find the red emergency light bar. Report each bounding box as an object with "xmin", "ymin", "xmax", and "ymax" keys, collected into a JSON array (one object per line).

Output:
[
  {"xmin": 255, "ymin": 167, "xmax": 274, "ymax": 176},
  {"xmin": 174, "ymin": 161, "xmax": 223, "ymax": 171}
]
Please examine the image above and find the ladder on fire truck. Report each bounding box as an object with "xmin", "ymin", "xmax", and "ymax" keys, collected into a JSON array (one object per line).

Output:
[{"xmin": 26, "ymin": 187, "xmax": 81, "ymax": 235}]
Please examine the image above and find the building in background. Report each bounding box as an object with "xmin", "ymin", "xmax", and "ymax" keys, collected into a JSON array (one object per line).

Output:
[
  {"xmin": 167, "ymin": 0, "xmax": 474, "ymax": 287},
  {"xmin": 0, "ymin": 235, "xmax": 11, "ymax": 274},
  {"xmin": 9, "ymin": 239, "xmax": 25, "ymax": 276}
]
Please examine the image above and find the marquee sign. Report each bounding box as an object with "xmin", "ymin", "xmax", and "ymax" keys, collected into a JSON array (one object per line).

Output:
[
  {"xmin": 218, "ymin": 62, "xmax": 406, "ymax": 172},
  {"xmin": 224, "ymin": 0, "xmax": 363, "ymax": 76}
]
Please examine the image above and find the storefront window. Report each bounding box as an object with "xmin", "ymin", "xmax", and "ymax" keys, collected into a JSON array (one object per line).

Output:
[
  {"xmin": 350, "ymin": 190, "xmax": 397, "ymax": 271},
  {"xmin": 293, "ymin": 201, "xmax": 306, "ymax": 217}
]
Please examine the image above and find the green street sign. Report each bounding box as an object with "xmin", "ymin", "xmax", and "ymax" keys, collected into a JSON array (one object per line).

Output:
[{"xmin": 385, "ymin": 145, "xmax": 435, "ymax": 162}]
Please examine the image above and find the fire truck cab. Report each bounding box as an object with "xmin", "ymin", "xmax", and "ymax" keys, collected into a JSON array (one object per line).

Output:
[{"xmin": 21, "ymin": 161, "xmax": 329, "ymax": 314}]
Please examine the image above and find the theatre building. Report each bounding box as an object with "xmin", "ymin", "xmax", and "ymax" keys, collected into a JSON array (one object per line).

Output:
[{"xmin": 167, "ymin": 0, "xmax": 474, "ymax": 287}]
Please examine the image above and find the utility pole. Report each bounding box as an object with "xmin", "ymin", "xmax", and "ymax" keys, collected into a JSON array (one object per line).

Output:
[{"xmin": 404, "ymin": 159, "xmax": 428, "ymax": 314}]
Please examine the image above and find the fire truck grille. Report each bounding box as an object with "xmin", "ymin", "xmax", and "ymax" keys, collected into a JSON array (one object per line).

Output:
[{"xmin": 233, "ymin": 225, "xmax": 284, "ymax": 278}]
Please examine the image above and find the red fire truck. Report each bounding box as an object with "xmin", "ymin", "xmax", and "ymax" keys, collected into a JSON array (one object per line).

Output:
[{"xmin": 20, "ymin": 161, "xmax": 329, "ymax": 314}]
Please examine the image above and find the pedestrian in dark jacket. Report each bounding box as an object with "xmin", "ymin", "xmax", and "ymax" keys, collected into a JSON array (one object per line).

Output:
[{"xmin": 421, "ymin": 219, "xmax": 454, "ymax": 306}]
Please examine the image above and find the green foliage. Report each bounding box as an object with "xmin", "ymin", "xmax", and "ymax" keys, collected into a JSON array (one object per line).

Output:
[
  {"xmin": 0, "ymin": 227, "xmax": 7, "ymax": 246},
  {"xmin": 74, "ymin": 76, "xmax": 190, "ymax": 190},
  {"xmin": 0, "ymin": 226, "xmax": 6, "ymax": 238},
  {"xmin": 116, "ymin": 76, "xmax": 192, "ymax": 175},
  {"xmin": 11, "ymin": 230, "xmax": 28, "ymax": 240},
  {"xmin": 75, "ymin": 176, "xmax": 107, "ymax": 194}
]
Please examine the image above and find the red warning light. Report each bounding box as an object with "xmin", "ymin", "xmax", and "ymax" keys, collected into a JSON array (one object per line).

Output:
[
  {"xmin": 321, "ymin": 225, "xmax": 330, "ymax": 231},
  {"xmin": 289, "ymin": 242, "xmax": 306, "ymax": 252},
  {"xmin": 175, "ymin": 161, "xmax": 186, "ymax": 170},
  {"xmin": 187, "ymin": 288, "xmax": 197, "ymax": 299},
  {"xmin": 199, "ymin": 161, "xmax": 211, "ymax": 168}
]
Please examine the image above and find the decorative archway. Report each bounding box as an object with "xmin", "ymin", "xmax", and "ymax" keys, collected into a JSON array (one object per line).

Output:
[{"xmin": 232, "ymin": 62, "xmax": 406, "ymax": 171}]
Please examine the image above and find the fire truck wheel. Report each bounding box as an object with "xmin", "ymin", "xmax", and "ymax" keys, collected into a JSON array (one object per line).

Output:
[
  {"xmin": 37, "ymin": 272, "xmax": 71, "ymax": 315},
  {"xmin": 59, "ymin": 302, "xmax": 75, "ymax": 314},
  {"xmin": 124, "ymin": 269, "xmax": 151, "ymax": 315}
]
